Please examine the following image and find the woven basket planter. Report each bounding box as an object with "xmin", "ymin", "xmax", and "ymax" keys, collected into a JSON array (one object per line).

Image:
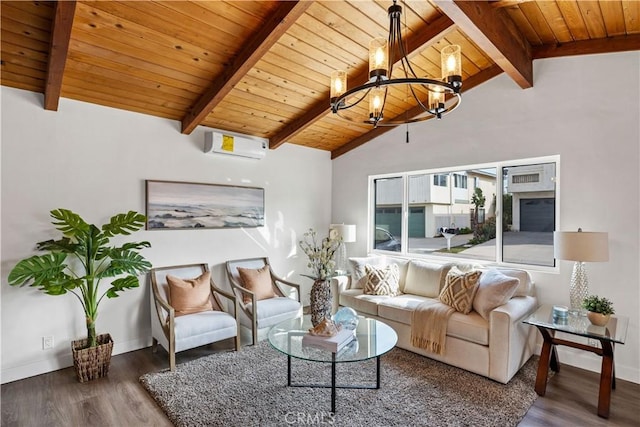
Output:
[{"xmin": 71, "ymin": 333, "xmax": 113, "ymax": 383}]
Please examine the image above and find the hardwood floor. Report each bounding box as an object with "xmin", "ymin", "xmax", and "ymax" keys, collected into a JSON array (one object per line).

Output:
[{"xmin": 2, "ymin": 342, "xmax": 639, "ymax": 426}]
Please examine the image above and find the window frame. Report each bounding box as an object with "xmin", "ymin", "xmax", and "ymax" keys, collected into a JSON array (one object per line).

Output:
[
  {"xmin": 433, "ymin": 174, "xmax": 448, "ymax": 187},
  {"xmin": 367, "ymin": 155, "xmax": 560, "ymax": 271},
  {"xmin": 453, "ymin": 173, "xmax": 468, "ymax": 189}
]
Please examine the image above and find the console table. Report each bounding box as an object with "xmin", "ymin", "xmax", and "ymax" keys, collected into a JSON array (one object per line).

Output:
[{"xmin": 524, "ymin": 305, "xmax": 628, "ymax": 418}]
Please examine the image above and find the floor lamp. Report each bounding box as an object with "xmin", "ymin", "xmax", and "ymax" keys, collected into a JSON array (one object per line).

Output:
[
  {"xmin": 330, "ymin": 224, "xmax": 356, "ymax": 274},
  {"xmin": 554, "ymin": 228, "xmax": 609, "ymax": 314}
]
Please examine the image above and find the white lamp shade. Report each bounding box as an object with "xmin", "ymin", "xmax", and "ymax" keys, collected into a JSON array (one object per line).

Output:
[
  {"xmin": 329, "ymin": 224, "xmax": 356, "ymax": 243},
  {"xmin": 554, "ymin": 231, "xmax": 609, "ymax": 262}
]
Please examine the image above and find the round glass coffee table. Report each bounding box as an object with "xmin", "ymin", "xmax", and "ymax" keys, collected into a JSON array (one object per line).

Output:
[{"xmin": 267, "ymin": 315, "xmax": 397, "ymax": 413}]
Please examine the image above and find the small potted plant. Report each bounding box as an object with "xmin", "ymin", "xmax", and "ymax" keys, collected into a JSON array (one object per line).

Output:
[
  {"xmin": 8, "ymin": 209, "xmax": 151, "ymax": 382},
  {"xmin": 582, "ymin": 295, "xmax": 615, "ymax": 326}
]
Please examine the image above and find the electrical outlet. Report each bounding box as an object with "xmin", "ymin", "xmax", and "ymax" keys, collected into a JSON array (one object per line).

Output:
[
  {"xmin": 42, "ymin": 336, "xmax": 54, "ymax": 350},
  {"xmin": 588, "ymin": 339, "xmax": 600, "ymax": 348}
]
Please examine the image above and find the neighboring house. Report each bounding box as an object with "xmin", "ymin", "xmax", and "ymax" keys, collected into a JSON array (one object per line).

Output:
[
  {"xmin": 375, "ymin": 170, "xmax": 496, "ymax": 238},
  {"xmin": 506, "ymin": 163, "xmax": 556, "ymax": 232}
]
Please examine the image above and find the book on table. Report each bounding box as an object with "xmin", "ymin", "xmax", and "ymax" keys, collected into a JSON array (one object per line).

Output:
[{"xmin": 302, "ymin": 328, "xmax": 355, "ymax": 353}]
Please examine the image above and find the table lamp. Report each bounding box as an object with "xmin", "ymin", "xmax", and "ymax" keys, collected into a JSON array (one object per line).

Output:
[
  {"xmin": 554, "ymin": 228, "xmax": 609, "ymax": 314},
  {"xmin": 329, "ymin": 224, "xmax": 356, "ymax": 274}
]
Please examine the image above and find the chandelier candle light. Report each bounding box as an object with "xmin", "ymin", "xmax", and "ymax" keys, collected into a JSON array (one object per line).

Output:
[
  {"xmin": 554, "ymin": 228, "xmax": 609, "ymax": 315},
  {"xmin": 330, "ymin": 0, "xmax": 462, "ymax": 127}
]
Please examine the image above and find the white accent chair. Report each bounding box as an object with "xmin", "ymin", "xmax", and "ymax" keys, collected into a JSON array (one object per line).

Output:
[
  {"xmin": 225, "ymin": 257, "xmax": 302, "ymax": 346},
  {"xmin": 150, "ymin": 263, "xmax": 240, "ymax": 371}
]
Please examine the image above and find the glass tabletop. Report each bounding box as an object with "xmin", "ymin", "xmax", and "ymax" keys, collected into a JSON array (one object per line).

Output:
[
  {"xmin": 268, "ymin": 315, "xmax": 398, "ymax": 363},
  {"xmin": 523, "ymin": 304, "xmax": 628, "ymax": 344}
]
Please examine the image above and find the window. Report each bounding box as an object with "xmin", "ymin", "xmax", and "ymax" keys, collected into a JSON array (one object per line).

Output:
[
  {"xmin": 454, "ymin": 173, "xmax": 468, "ymax": 189},
  {"xmin": 512, "ymin": 173, "xmax": 540, "ymax": 184},
  {"xmin": 373, "ymin": 177, "xmax": 402, "ymax": 252},
  {"xmin": 502, "ymin": 163, "xmax": 556, "ymax": 266},
  {"xmin": 370, "ymin": 157, "xmax": 558, "ymax": 267},
  {"xmin": 433, "ymin": 174, "xmax": 447, "ymax": 187}
]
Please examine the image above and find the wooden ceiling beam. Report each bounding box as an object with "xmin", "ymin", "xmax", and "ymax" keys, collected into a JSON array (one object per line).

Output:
[
  {"xmin": 434, "ymin": 0, "xmax": 533, "ymax": 89},
  {"xmin": 489, "ymin": 1, "xmax": 530, "ymax": 9},
  {"xmin": 44, "ymin": 0, "xmax": 76, "ymax": 111},
  {"xmin": 269, "ymin": 14, "xmax": 456, "ymax": 149},
  {"xmin": 180, "ymin": 1, "xmax": 313, "ymax": 135},
  {"xmin": 331, "ymin": 65, "xmax": 504, "ymax": 159},
  {"xmin": 533, "ymin": 35, "xmax": 640, "ymax": 59}
]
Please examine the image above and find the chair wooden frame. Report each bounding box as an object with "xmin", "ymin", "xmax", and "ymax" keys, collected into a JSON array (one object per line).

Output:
[
  {"xmin": 225, "ymin": 257, "xmax": 301, "ymax": 346},
  {"xmin": 150, "ymin": 263, "xmax": 240, "ymax": 371}
]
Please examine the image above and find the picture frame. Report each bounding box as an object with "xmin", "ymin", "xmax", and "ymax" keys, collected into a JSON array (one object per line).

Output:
[{"xmin": 145, "ymin": 180, "xmax": 265, "ymax": 230}]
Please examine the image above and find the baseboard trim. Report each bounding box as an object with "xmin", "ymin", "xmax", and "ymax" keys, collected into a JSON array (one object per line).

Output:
[{"xmin": 1, "ymin": 337, "xmax": 150, "ymax": 384}]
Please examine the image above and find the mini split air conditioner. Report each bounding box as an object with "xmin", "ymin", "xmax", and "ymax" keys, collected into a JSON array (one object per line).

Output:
[{"xmin": 204, "ymin": 130, "xmax": 268, "ymax": 160}]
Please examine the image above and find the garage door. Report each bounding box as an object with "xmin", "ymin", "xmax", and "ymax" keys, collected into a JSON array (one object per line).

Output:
[
  {"xmin": 520, "ymin": 198, "xmax": 555, "ymax": 232},
  {"xmin": 408, "ymin": 207, "xmax": 425, "ymax": 237}
]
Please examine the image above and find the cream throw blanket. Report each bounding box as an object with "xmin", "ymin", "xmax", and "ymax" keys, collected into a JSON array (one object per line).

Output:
[{"xmin": 411, "ymin": 301, "xmax": 455, "ymax": 355}]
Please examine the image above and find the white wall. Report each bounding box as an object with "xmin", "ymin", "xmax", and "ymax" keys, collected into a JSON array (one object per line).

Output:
[
  {"xmin": 332, "ymin": 52, "xmax": 640, "ymax": 383},
  {"xmin": 0, "ymin": 87, "xmax": 332, "ymax": 383}
]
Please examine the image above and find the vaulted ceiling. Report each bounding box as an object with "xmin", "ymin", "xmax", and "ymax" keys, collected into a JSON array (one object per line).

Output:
[{"xmin": 2, "ymin": 1, "xmax": 639, "ymax": 158}]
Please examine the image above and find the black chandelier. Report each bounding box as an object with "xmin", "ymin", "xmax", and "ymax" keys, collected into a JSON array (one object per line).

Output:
[{"xmin": 329, "ymin": 0, "xmax": 463, "ymax": 127}]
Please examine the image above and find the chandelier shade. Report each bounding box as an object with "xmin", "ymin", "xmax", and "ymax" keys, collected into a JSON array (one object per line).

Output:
[
  {"xmin": 369, "ymin": 37, "xmax": 389, "ymax": 81},
  {"xmin": 329, "ymin": 0, "xmax": 462, "ymax": 127},
  {"xmin": 330, "ymin": 70, "xmax": 347, "ymax": 104}
]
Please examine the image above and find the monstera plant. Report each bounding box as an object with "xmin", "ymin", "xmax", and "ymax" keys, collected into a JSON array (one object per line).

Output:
[{"xmin": 8, "ymin": 209, "xmax": 151, "ymax": 380}]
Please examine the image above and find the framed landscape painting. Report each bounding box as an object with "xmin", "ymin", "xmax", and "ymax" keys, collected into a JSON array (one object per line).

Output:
[{"xmin": 145, "ymin": 180, "xmax": 265, "ymax": 230}]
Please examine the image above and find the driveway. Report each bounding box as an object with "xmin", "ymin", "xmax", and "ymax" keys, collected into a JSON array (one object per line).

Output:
[{"xmin": 407, "ymin": 231, "xmax": 554, "ymax": 266}]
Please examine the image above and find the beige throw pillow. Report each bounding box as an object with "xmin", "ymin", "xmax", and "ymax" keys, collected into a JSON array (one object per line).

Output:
[
  {"xmin": 491, "ymin": 268, "xmax": 532, "ymax": 297},
  {"xmin": 439, "ymin": 268, "xmax": 481, "ymax": 314},
  {"xmin": 166, "ymin": 271, "xmax": 213, "ymax": 316},
  {"xmin": 237, "ymin": 265, "xmax": 276, "ymax": 304},
  {"xmin": 364, "ymin": 264, "xmax": 400, "ymax": 296},
  {"xmin": 473, "ymin": 269, "xmax": 520, "ymax": 320},
  {"xmin": 403, "ymin": 261, "xmax": 452, "ymax": 298}
]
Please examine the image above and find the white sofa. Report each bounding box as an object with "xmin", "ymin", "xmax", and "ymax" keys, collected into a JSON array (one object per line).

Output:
[{"xmin": 333, "ymin": 256, "xmax": 538, "ymax": 384}]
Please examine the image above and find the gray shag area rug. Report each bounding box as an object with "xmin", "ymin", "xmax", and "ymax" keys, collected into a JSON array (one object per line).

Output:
[{"xmin": 140, "ymin": 342, "xmax": 539, "ymax": 427}]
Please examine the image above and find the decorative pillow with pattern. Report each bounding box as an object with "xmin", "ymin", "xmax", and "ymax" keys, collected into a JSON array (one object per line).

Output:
[
  {"xmin": 364, "ymin": 264, "xmax": 400, "ymax": 296},
  {"xmin": 349, "ymin": 256, "xmax": 387, "ymax": 289},
  {"xmin": 439, "ymin": 267, "xmax": 481, "ymax": 314}
]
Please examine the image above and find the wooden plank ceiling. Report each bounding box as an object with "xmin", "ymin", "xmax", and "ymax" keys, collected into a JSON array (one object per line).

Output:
[{"xmin": 2, "ymin": 1, "xmax": 639, "ymax": 158}]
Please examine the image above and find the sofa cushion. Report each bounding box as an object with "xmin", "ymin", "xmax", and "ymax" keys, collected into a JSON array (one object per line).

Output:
[
  {"xmin": 338, "ymin": 289, "xmax": 388, "ymax": 316},
  {"xmin": 241, "ymin": 297, "xmax": 302, "ymax": 329},
  {"xmin": 348, "ymin": 256, "xmax": 387, "ymax": 289},
  {"xmin": 448, "ymin": 310, "xmax": 489, "ymax": 345},
  {"xmin": 377, "ymin": 295, "xmax": 438, "ymax": 324},
  {"xmin": 377, "ymin": 296, "xmax": 489, "ymax": 345},
  {"xmin": 439, "ymin": 268, "xmax": 481, "ymax": 314},
  {"xmin": 364, "ymin": 264, "xmax": 400, "ymax": 296},
  {"xmin": 473, "ymin": 269, "xmax": 520, "ymax": 320},
  {"xmin": 403, "ymin": 261, "xmax": 452, "ymax": 297}
]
